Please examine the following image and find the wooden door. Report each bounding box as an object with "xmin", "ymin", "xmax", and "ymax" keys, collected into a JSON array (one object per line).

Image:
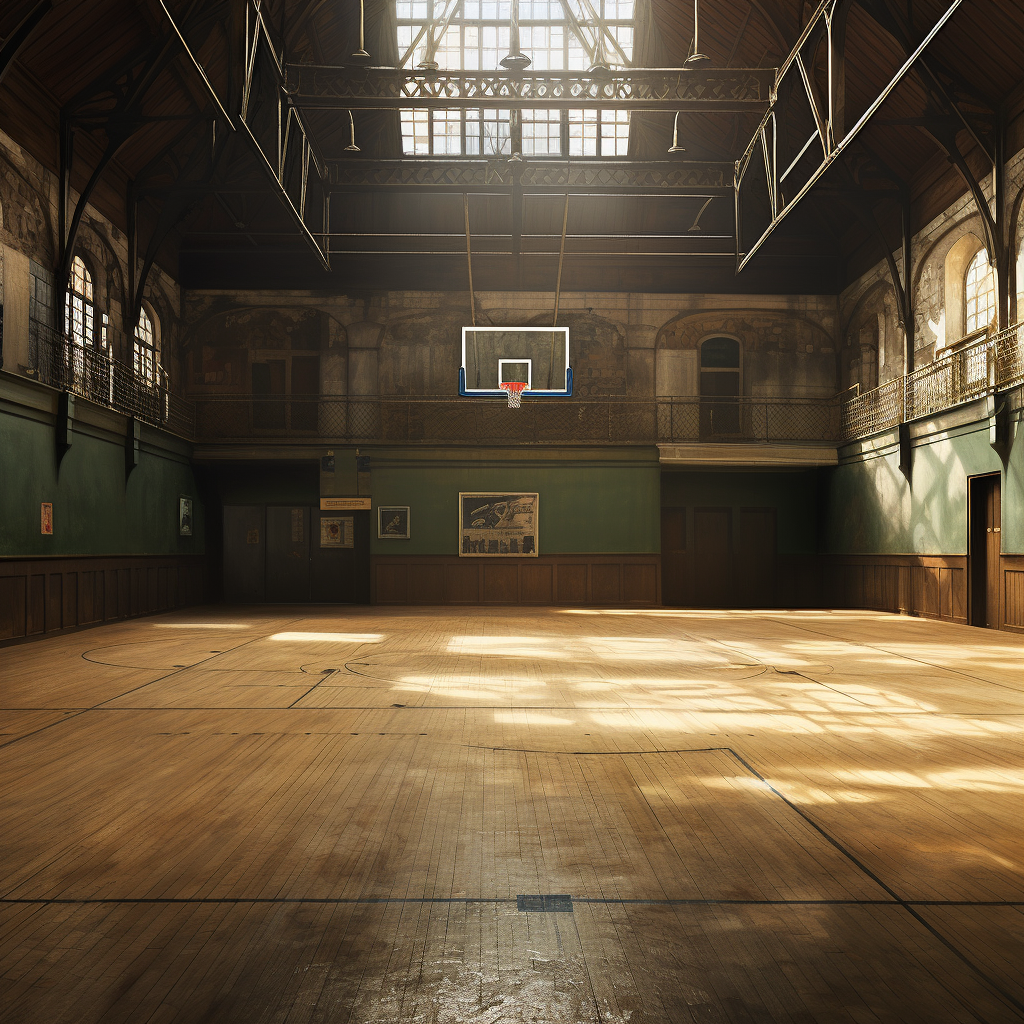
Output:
[
  {"xmin": 738, "ymin": 508, "xmax": 777, "ymax": 608},
  {"xmin": 661, "ymin": 508, "xmax": 687, "ymax": 606},
  {"xmin": 222, "ymin": 505, "xmax": 265, "ymax": 603},
  {"xmin": 310, "ymin": 510, "xmax": 371, "ymax": 604},
  {"xmin": 266, "ymin": 506, "xmax": 311, "ymax": 603},
  {"xmin": 969, "ymin": 475, "xmax": 1001, "ymax": 628},
  {"xmin": 693, "ymin": 508, "xmax": 732, "ymax": 607}
]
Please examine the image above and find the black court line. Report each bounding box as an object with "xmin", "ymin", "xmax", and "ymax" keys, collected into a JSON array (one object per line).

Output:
[
  {"xmin": 1, "ymin": 896, "xmax": 1021, "ymax": 907},
  {"xmin": 466, "ymin": 743, "xmax": 1024, "ymax": 1023}
]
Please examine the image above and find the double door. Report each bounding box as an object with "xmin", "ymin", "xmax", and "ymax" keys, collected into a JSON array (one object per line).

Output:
[
  {"xmin": 662, "ymin": 506, "xmax": 777, "ymax": 607},
  {"xmin": 223, "ymin": 505, "xmax": 370, "ymax": 604}
]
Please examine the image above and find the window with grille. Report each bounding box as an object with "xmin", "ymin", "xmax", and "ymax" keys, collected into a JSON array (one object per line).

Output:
[
  {"xmin": 64, "ymin": 255, "xmax": 95, "ymax": 348},
  {"xmin": 964, "ymin": 249, "xmax": 995, "ymax": 334},
  {"xmin": 134, "ymin": 306, "xmax": 158, "ymax": 384},
  {"xmin": 397, "ymin": 0, "xmax": 633, "ymax": 157}
]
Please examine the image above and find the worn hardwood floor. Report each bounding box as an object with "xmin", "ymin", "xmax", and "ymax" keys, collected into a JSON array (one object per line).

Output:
[{"xmin": 0, "ymin": 606, "xmax": 1021, "ymax": 1023}]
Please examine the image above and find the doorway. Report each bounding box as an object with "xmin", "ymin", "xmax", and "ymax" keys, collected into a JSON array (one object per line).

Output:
[{"xmin": 968, "ymin": 474, "xmax": 1001, "ymax": 628}]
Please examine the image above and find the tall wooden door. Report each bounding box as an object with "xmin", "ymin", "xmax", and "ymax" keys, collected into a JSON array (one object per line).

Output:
[
  {"xmin": 310, "ymin": 510, "xmax": 371, "ymax": 603},
  {"xmin": 223, "ymin": 505, "xmax": 265, "ymax": 603},
  {"xmin": 969, "ymin": 475, "xmax": 1001, "ymax": 628},
  {"xmin": 266, "ymin": 506, "xmax": 311, "ymax": 603},
  {"xmin": 693, "ymin": 508, "xmax": 732, "ymax": 607},
  {"xmin": 737, "ymin": 508, "xmax": 777, "ymax": 608},
  {"xmin": 661, "ymin": 508, "xmax": 687, "ymax": 606}
]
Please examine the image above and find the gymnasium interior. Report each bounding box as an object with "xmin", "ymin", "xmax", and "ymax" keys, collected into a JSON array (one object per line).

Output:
[{"xmin": 0, "ymin": 0, "xmax": 1022, "ymax": 1020}]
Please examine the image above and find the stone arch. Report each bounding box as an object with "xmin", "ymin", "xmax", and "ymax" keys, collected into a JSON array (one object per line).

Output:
[{"xmin": 944, "ymin": 232, "xmax": 989, "ymax": 343}]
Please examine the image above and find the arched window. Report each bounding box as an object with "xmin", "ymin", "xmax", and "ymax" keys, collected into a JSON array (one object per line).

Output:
[
  {"xmin": 134, "ymin": 306, "xmax": 158, "ymax": 384},
  {"xmin": 64, "ymin": 255, "xmax": 95, "ymax": 348},
  {"xmin": 699, "ymin": 336, "xmax": 741, "ymax": 436},
  {"xmin": 965, "ymin": 249, "xmax": 995, "ymax": 334}
]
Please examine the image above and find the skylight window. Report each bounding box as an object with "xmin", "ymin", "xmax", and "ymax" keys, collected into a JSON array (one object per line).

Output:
[{"xmin": 397, "ymin": 0, "xmax": 634, "ymax": 157}]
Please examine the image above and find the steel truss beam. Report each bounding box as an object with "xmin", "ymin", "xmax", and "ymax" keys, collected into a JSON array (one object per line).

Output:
[
  {"xmin": 0, "ymin": 0, "xmax": 51, "ymax": 89},
  {"xmin": 734, "ymin": 0, "xmax": 963, "ymax": 272},
  {"xmin": 283, "ymin": 65, "xmax": 774, "ymax": 112},
  {"xmin": 325, "ymin": 159, "xmax": 732, "ymax": 194},
  {"xmin": 238, "ymin": 2, "xmax": 329, "ymax": 268}
]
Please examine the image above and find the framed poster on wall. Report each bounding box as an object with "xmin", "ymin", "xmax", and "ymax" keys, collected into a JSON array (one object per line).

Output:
[
  {"xmin": 178, "ymin": 497, "xmax": 193, "ymax": 536},
  {"xmin": 320, "ymin": 516, "xmax": 354, "ymax": 547},
  {"xmin": 378, "ymin": 506, "xmax": 410, "ymax": 539},
  {"xmin": 459, "ymin": 492, "xmax": 538, "ymax": 556}
]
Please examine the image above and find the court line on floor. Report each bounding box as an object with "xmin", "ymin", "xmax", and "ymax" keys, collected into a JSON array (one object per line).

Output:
[
  {"xmin": 467, "ymin": 742, "xmax": 1024, "ymax": 1022},
  {"xmin": 2, "ymin": 896, "xmax": 1022, "ymax": 906},
  {"xmin": 0, "ymin": 618, "xmax": 308, "ymax": 753}
]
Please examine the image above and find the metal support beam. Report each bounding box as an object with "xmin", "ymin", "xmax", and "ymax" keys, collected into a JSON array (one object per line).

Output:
[
  {"xmin": 283, "ymin": 66, "xmax": 774, "ymax": 112},
  {"xmin": 0, "ymin": 0, "xmax": 51, "ymax": 89},
  {"xmin": 736, "ymin": 0, "xmax": 963, "ymax": 272}
]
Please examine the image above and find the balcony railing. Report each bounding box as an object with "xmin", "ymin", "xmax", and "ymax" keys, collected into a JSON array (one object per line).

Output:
[
  {"xmin": 192, "ymin": 394, "xmax": 840, "ymax": 446},
  {"xmin": 840, "ymin": 323, "xmax": 1024, "ymax": 441},
  {"xmin": 28, "ymin": 319, "xmax": 195, "ymax": 438}
]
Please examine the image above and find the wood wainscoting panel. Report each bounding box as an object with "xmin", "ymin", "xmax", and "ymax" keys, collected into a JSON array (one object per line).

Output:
[
  {"xmin": 375, "ymin": 563, "xmax": 409, "ymax": 605},
  {"xmin": 555, "ymin": 563, "xmax": 588, "ymax": 604},
  {"xmin": 445, "ymin": 562, "xmax": 481, "ymax": 604},
  {"xmin": 482, "ymin": 563, "xmax": 519, "ymax": 604},
  {"xmin": 0, "ymin": 556, "xmax": 209, "ymax": 646},
  {"xmin": 409, "ymin": 564, "xmax": 445, "ymax": 604},
  {"xmin": 827, "ymin": 555, "xmax": 967, "ymax": 625},
  {"xmin": 521, "ymin": 563, "xmax": 554, "ymax": 604},
  {"xmin": 591, "ymin": 564, "xmax": 621, "ymax": 604},
  {"xmin": 1002, "ymin": 556, "xmax": 1024, "ymax": 632},
  {"xmin": 372, "ymin": 555, "xmax": 659, "ymax": 607}
]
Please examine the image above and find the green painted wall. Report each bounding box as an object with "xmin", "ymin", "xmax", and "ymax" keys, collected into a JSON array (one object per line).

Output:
[
  {"xmin": 825, "ymin": 420, "xmax": 1022, "ymax": 554},
  {"xmin": 0, "ymin": 407, "xmax": 203, "ymax": 557},
  {"xmin": 660, "ymin": 470, "xmax": 821, "ymax": 554},
  {"xmin": 367, "ymin": 453, "xmax": 661, "ymax": 555}
]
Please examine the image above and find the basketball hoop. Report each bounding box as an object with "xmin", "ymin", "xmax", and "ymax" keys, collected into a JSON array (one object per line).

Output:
[{"xmin": 499, "ymin": 381, "xmax": 528, "ymax": 408}]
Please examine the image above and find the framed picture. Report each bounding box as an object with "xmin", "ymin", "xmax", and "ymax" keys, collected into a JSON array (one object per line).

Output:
[
  {"xmin": 378, "ymin": 505, "xmax": 410, "ymax": 539},
  {"xmin": 320, "ymin": 516, "xmax": 354, "ymax": 548},
  {"xmin": 459, "ymin": 492, "xmax": 538, "ymax": 557},
  {"xmin": 178, "ymin": 497, "xmax": 193, "ymax": 536}
]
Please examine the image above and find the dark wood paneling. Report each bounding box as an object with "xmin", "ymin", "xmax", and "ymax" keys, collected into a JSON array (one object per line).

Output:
[
  {"xmin": 521, "ymin": 564, "xmax": 553, "ymax": 604},
  {"xmin": 375, "ymin": 564, "xmax": 408, "ymax": 604},
  {"xmin": 409, "ymin": 564, "xmax": 445, "ymax": 604},
  {"xmin": 1002, "ymin": 555, "xmax": 1024, "ymax": 633},
  {"xmin": 556, "ymin": 564, "xmax": 588, "ymax": 604},
  {"xmin": 372, "ymin": 556, "xmax": 660, "ymax": 607},
  {"xmin": 591, "ymin": 564, "xmax": 621, "ymax": 604},
  {"xmin": 0, "ymin": 556, "xmax": 209, "ymax": 646},
  {"xmin": 482, "ymin": 564, "xmax": 519, "ymax": 604},
  {"xmin": 445, "ymin": 563, "xmax": 480, "ymax": 604}
]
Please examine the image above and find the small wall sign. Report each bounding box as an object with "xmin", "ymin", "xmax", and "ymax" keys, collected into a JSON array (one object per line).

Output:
[
  {"xmin": 40, "ymin": 502, "xmax": 53, "ymax": 535},
  {"xmin": 321, "ymin": 516, "xmax": 354, "ymax": 548},
  {"xmin": 320, "ymin": 497, "xmax": 371, "ymax": 511}
]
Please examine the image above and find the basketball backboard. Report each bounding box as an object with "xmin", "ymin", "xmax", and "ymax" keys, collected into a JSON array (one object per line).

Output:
[{"xmin": 460, "ymin": 327, "xmax": 572, "ymax": 398}]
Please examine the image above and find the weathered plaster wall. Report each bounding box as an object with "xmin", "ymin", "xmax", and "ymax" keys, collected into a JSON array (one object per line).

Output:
[
  {"xmin": 0, "ymin": 128, "xmax": 182, "ymax": 381},
  {"xmin": 184, "ymin": 289, "xmax": 840, "ymax": 401}
]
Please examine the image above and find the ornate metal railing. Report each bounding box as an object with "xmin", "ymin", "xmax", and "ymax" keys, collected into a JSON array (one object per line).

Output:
[
  {"xmin": 191, "ymin": 394, "xmax": 840, "ymax": 446},
  {"xmin": 840, "ymin": 323, "xmax": 1024, "ymax": 441},
  {"xmin": 28, "ymin": 319, "xmax": 195, "ymax": 438}
]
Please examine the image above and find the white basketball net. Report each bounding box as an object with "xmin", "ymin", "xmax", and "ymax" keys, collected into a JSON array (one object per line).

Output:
[{"xmin": 500, "ymin": 382, "xmax": 528, "ymax": 408}]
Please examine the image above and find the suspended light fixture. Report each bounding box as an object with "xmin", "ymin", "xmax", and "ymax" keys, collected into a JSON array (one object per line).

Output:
[
  {"xmin": 668, "ymin": 111, "xmax": 686, "ymax": 153},
  {"xmin": 349, "ymin": 0, "xmax": 372, "ymax": 64},
  {"xmin": 345, "ymin": 110, "xmax": 361, "ymax": 152},
  {"xmin": 500, "ymin": 0, "xmax": 532, "ymax": 71},
  {"xmin": 683, "ymin": 0, "xmax": 710, "ymax": 67}
]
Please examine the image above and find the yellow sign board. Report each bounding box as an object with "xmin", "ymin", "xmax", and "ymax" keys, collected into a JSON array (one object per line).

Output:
[{"xmin": 320, "ymin": 497, "xmax": 371, "ymax": 511}]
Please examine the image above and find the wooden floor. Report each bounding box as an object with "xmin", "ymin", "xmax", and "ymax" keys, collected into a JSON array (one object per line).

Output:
[{"xmin": 0, "ymin": 607, "xmax": 1021, "ymax": 1024}]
